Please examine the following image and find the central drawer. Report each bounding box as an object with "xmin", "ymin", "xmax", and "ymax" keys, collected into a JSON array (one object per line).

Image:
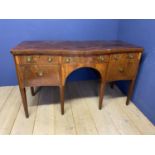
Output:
[
  {"xmin": 62, "ymin": 55, "xmax": 109, "ymax": 64},
  {"xmin": 22, "ymin": 65, "xmax": 60, "ymax": 86}
]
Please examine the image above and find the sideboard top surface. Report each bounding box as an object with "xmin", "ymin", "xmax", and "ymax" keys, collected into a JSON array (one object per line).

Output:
[{"xmin": 11, "ymin": 40, "xmax": 143, "ymax": 55}]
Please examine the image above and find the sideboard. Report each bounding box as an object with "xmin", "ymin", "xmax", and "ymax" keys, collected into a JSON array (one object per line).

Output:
[{"xmin": 11, "ymin": 41, "xmax": 143, "ymax": 118}]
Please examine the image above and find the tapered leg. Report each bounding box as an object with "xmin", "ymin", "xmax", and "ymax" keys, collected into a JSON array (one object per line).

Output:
[
  {"xmin": 126, "ymin": 79, "xmax": 135, "ymax": 105},
  {"xmin": 99, "ymin": 80, "xmax": 106, "ymax": 109},
  {"xmin": 60, "ymin": 85, "xmax": 65, "ymax": 115},
  {"xmin": 30, "ymin": 87, "xmax": 35, "ymax": 96},
  {"xmin": 19, "ymin": 87, "xmax": 29, "ymax": 118},
  {"xmin": 110, "ymin": 82, "xmax": 114, "ymax": 89}
]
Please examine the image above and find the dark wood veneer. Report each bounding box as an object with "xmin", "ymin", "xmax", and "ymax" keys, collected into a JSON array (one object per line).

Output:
[{"xmin": 11, "ymin": 40, "xmax": 143, "ymax": 118}]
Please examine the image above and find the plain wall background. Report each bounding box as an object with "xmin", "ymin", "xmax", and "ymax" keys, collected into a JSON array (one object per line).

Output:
[
  {"xmin": 0, "ymin": 19, "xmax": 155, "ymax": 125},
  {"xmin": 0, "ymin": 19, "xmax": 119, "ymax": 86},
  {"xmin": 117, "ymin": 19, "xmax": 155, "ymax": 124}
]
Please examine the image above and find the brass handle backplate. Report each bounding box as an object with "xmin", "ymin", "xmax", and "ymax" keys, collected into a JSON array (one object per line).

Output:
[
  {"xmin": 128, "ymin": 54, "xmax": 134, "ymax": 59},
  {"xmin": 114, "ymin": 55, "xmax": 119, "ymax": 60},
  {"xmin": 27, "ymin": 56, "xmax": 32, "ymax": 62},
  {"xmin": 48, "ymin": 57, "xmax": 53, "ymax": 62},
  {"xmin": 65, "ymin": 57, "xmax": 71, "ymax": 63},
  {"xmin": 37, "ymin": 71, "xmax": 43, "ymax": 77},
  {"xmin": 98, "ymin": 56, "xmax": 105, "ymax": 62},
  {"xmin": 118, "ymin": 67, "xmax": 124, "ymax": 73}
]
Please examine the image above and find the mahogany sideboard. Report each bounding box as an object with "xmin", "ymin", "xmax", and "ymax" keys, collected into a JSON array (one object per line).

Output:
[{"xmin": 11, "ymin": 41, "xmax": 143, "ymax": 118}]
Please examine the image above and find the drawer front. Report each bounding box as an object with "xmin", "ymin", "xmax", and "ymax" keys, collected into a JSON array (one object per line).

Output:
[
  {"xmin": 22, "ymin": 65, "xmax": 60, "ymax": 86},
  {"xmin": 20, "ymin": 55, "xmax": 60, "ymax": 65},
  {"xmin": 62, "ymin": 55, "xmax": 109, "ymax": 64},
  {"xmin": 110, "ymin": 53, "xmax": 139, "ymax": 61},
  {"xmin": 106, "ymin": 53, "xmax": 140, "ymax": 81}
]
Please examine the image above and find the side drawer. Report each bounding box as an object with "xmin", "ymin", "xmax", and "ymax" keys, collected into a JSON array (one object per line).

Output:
[
  {"xmin": 19, "ymin": 55, "xmax": 60, "ymax": 65},
  {"xmin": 21, "ymin": 65, "xmax": 60, "ymax": 86},
  {"xmin": 106, "ymin": 53, "xmax": 140, "ymax": 81}
]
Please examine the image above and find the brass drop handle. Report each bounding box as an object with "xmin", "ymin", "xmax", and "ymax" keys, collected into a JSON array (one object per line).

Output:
[
  {"xmin": 65, "ymin": 57, "xmax": 71, "ymax": 63},
  {"xmin": 27, "ymin": 56, "xmax": 32, "ymax": 62},
  {"xmin": 99, "ymin": 56, "xmax": 105, "ymax": 62},
  {"xmin": 37, "ymin": 71, "xmax": 43, "ymax": 77},
  {"xmin": 114, "ymin": 55, "xmax": 119, "ymax": 60},
  {"xmin": 128, "ymin": 54, "xmax": 134, "ymax": 59},
  {"xmin": 48, "ymin": 57, "xmax": 53, "ymax": 62},
  {"xmin": 118, "ymin": 67, "xmax": 124, "ymax": 73}
]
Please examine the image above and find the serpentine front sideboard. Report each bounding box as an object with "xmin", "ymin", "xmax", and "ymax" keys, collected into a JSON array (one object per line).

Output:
[{"xmin": 11, "ymin": 41, "xmax": 143, "ymax": 118}]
